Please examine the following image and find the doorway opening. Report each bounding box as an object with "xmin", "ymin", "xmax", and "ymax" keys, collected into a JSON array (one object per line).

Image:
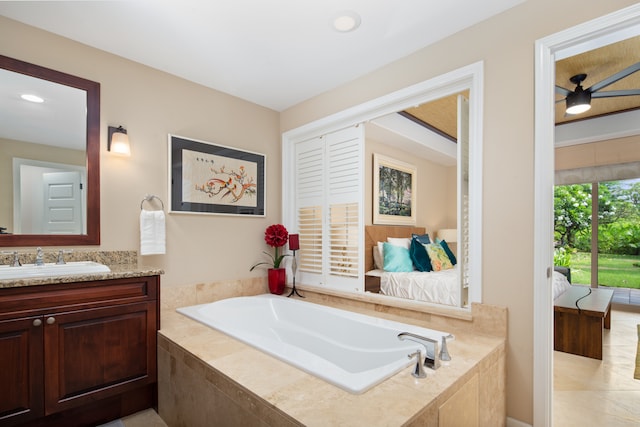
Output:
[{"xmin": 534, "ymin": 4, "xmax": 640, "ymax": 425}]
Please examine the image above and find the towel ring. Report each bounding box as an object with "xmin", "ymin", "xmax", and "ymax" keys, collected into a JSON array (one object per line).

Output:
[{"xmin": 140, "ymin": 194, "xmax": 165, "ymax": 211}]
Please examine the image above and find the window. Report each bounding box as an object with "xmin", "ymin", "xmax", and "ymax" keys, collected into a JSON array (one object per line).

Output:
[{"xmin": 554, "ymin": 177, "xmax": 640, "ymax": 289}]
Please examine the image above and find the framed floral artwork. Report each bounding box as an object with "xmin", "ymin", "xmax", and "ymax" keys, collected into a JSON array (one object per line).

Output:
[
  {"xmin": 168, "ymin": 134, "xmax": 265, "ymax": 216},
  {"xmin": 373, "ymin": 153, "xmax": 416, "ymax": 225}
]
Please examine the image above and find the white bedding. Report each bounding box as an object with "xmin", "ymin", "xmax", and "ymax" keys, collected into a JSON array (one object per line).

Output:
[
  {"xmin": 374, "ymin": 266, "xmax": 460, "ymax": 307},
  {"xmin": 370, "ymin": 268, "xmax": 570, "ymax": 306},
  {"xmin": 552, "ymin": 270, "xmax": 572, "ymax": 300}
]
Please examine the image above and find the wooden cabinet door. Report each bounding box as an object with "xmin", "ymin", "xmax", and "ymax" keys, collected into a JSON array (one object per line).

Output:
[
  {"xmin": 43, "ymin": 301, "xmax": 157, "ymax": 415},
  {"xmin": 0, "ymin": 316, "xmax": 44, "ymax": 426}
]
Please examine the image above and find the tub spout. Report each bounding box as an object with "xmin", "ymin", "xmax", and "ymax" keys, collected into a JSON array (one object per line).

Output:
[{"xmin": 397, "ymin": 332, "xmax": 440, "ymax": 370}]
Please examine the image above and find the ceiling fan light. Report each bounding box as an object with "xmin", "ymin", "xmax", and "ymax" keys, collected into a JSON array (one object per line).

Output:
[{"xmin": 565, "ymin": 89, "xmax": 591, "ymax": 115}]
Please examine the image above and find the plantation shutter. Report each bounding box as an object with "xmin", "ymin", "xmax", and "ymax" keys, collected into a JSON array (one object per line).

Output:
[
  {"xmin": 293, "ymin": 126, "xmax": 363, "ymax": 290},
  {"xmin": 295, "ymin": 136, "xmax": 325, "ymax": 285},
  {"xmin": 327, "ymin": 128, "xmax": 362, "ymax": 286}
]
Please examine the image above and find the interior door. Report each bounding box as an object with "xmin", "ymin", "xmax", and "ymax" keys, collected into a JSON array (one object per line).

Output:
[{"xmin": 42, "ymin": 171, "xmax": 82, "ymax": 234}]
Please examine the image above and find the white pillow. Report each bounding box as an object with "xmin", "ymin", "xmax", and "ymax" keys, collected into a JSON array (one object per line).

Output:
[
  {"xmin": 552, "ymin": 271, "xmax": 572, "ymax": 300},
  {"xmin": 387, "ymin": 237, "xmax": 411, "ymax": 249},
  {"xmin": 374, "ymin": 242, "xmax": 385, "ymax": 269}
]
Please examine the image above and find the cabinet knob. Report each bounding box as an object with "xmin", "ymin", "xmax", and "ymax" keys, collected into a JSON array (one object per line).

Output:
[
  {"xmin": 46, "ymin": 317, "xmax": 56, "ymax": 325},
  {"xmin": 33, "ymin": 319, "xmax": 42, "ymax": 327}
]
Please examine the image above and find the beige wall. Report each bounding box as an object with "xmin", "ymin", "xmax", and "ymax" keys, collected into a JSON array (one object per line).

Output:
[
  {"xmin": 556, "ymin": 134, "xmax": 640, "ymax": 170},
  {"xmin": 0, "ymin": 138, "xmax": 85, "ymax": 231},
  {"xmin": 0, "ymin": 16, "xmax": 281, "ymax": 288},
  {"xmin": 280, "ymin": 0, "xmax": 638, "ymax": 423},
  {"xmin": 2, "ymin": 0, "xmax": 638, "ymax": 424},
  {"xmin": 365, "ymin": 137, "xmax": 456, "ymax": 233}
]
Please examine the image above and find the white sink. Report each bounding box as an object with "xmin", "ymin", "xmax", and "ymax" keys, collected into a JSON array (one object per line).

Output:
[{"xmin": 0, "ymin": 261, "xmax": 111, "ymax": 280}]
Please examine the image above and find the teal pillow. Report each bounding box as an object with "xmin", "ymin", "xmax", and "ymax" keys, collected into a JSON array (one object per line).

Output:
[
  {"xmin": 410, "ymin": 236, "xmax": 432, "ymax": 272},
  {"xmin": 412, "ymin": 233, "xmax": 431, "ymax": 244},
  {"xmin": 383, "ymin": 242, "xmax": 414, "ymax": 272},
  {"xmin": 436, "ymin": 238, "xmax": 457, "ymax": 266}
]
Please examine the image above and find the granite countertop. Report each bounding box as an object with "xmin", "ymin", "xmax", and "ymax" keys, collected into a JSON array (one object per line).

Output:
[
  {"xmin": 0, "ymin": 263, "xmax": 164, "ymax": 289},
  {"xmin": 0, "ymin": 250, "xmax": 163, "ymax": 289}
]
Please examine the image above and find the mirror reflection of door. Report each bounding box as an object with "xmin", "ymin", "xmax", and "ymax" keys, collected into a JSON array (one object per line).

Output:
[
  {"xmin": 13, "ymin": 159, "xmax": 86, "ymax": 234},
  {"xmin": 43, "ymin": 171, "xmax": 82, "ymax": 234}
]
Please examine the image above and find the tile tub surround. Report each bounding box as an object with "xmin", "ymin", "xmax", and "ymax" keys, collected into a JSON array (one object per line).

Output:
[
  {"xmin": 0, "ymin": 250, "xmax": 164, "ymax": 289},
  {"xmin": 159, "ymin": 292, "xmax": 506, "ymax": 426}
]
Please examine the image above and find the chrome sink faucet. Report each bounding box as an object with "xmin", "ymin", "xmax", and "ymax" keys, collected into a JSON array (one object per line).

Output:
[
  {"xmin": 398, "ymin": 332, "xmax": 440, "ymax": 370},
  {"xmin": 12, "ymin": 251, "xmax": 21, "ymax": 267},
  {"xmin": 1, "ymin": 251, "xmax": 22, "ymax": 267},
  {"xmin": 56, "ymin": 249, "xmax": 72, "ymax": 265},
  {"xmin": 35, "ymin": 247, "xmax": 45, "ymax": 266},
  {"xmin": 2, "ymin": 251, "xmax": 22, "ymax": 267}
]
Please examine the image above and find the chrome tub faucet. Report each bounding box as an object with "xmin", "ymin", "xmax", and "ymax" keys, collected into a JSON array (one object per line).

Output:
[
  {"xmin": 439, "ymin": 334, "xmax": 453, "ymax": 362},
  {"xmin": 398, "ymin": 331, "xmax": 441, "ymax": 370},
  {"xmin": 407, "ymin": 349, "xmax": 427, "ymax": 378}
]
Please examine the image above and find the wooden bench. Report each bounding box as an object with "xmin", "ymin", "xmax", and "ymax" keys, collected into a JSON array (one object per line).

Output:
[{"xmin": 554, "ymin": 286, "xmax": 613, "ymax": 360}]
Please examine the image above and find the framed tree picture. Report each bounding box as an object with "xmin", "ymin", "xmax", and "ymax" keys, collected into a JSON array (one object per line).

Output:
[
  {"xmin": 373, "ymin": 153, "xmax": 416, "ymax": 225},
  {"xmin": 168, "ymin": 134, "xmax": 265, "ymax": 216}
]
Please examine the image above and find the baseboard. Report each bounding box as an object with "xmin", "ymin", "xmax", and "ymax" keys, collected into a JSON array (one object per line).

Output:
[{"xmin": 507, "ymin": 416, "xmax": 532, "ymax": 427}]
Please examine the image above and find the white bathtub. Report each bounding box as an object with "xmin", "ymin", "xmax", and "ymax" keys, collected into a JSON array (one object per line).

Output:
[{"xmin": 177, "ymin": 294, "xmax": 453, "ymax": 394}]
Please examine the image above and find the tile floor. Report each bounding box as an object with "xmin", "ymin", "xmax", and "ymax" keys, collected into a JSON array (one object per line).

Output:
[
  {"xmin": 120, "ymin": 409, "xmax": 167, "ymax": 427},
  {"xmin": 554, "ymin": 304, "xmax": 640, "ymax": 427}
]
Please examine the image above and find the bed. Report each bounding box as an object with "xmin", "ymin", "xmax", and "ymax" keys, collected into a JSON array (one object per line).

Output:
[
  {"xmin": 364, "ymin": 225, "xmax": 464, "ymax": 307},
  {"xmin": 364, "ymin": 225, "xmax": 571, "ymax": 307},
  {"xmin": 552, "ymin": 268, "xmax": 572, "ymax": 300}
]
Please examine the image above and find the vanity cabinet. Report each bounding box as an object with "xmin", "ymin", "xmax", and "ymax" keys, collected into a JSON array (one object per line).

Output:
[
  {"xmin": 0, "ymin": 315, "xmax": 44, "ymax": 425},
  {"xmin": 0, "ymin": 275, "xmax": 160, "ymax": 427}
]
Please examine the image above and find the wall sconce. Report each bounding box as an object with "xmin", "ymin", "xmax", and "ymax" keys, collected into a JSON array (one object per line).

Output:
[{"xmin": 107, "ymin": 125, "xmax": 131, "ymax": 156}]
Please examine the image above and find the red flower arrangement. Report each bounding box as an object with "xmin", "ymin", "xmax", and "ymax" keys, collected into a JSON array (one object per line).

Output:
[{"xmin": 250, "ymin": 224, "xmax": 290, "ymax": 270}]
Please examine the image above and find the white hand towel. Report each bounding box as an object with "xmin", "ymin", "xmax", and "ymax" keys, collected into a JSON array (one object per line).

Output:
[{"xmin": 140, "ymin": 210, "xmax": 166, "ymax": 255}]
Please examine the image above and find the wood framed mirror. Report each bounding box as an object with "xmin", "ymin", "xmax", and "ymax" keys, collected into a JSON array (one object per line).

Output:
[{"xmin": 0, "ymin": 54, "xmax": 100, "ymax": 246}]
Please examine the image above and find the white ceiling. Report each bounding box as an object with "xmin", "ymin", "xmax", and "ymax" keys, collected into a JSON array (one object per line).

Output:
[
  {"xmin": 366, "ymin": 114, "xmax": 457, "ymax": 166},
  {"xmin": 0, "ymin": 0, "xmax": 525, "ymax": 112},
  {"xmin": 0, "ymin": 68, "xmax": 87, "ymax": 150}
]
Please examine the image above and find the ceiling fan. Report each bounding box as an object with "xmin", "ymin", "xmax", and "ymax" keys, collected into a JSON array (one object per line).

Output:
[{"xmin": 556, "ymin": 61, "xmax": 640, "ymax": 115}]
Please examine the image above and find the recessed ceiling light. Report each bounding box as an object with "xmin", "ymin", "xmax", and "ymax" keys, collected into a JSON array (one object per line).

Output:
[
  {"xmin": 332, "ymin": 11, "xmax": 361, "ymax": 33},
  {"xmin": 21, "ymin": 94, "xmax": 44, "ymax": 103}
]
